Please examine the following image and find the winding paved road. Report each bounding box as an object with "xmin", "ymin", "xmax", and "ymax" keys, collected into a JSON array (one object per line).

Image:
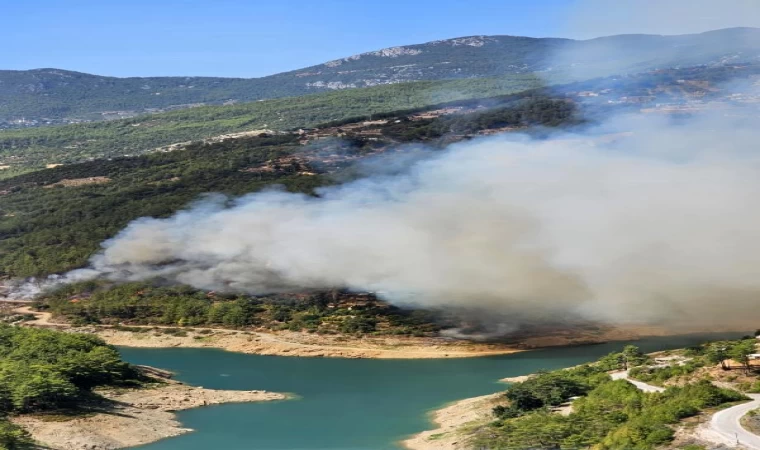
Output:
[
  {"xmin": 706, "ymin": 393, "xmax": 760, "ymax": 450},
  {"xmin": 612, "ymin": 370, "xmax": 760, "ymax": 449}
]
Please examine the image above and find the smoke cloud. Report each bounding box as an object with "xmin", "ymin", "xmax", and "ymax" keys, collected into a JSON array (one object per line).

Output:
[
  {"xmin": 29, "ymin": 112, "xmax": 758, "ymax": 327},
  {"xmin": 540, "ymin": 0, "xmax": 760, "ymax": 85}
]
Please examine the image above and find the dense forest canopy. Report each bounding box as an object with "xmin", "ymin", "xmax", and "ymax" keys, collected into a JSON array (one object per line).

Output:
[
  {"xmin": 40, "ymin": 281, "xmax": 446, "ymax": 336},
  {"xmin": 0, "ymin": 326, "xmax": 141, "ymax": 448}
]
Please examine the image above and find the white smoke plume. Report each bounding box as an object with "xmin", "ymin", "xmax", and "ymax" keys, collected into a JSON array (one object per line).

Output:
[
  {"xmin": 25, "ymin": 112, "xmax": 760, "ymax": 327},
  {"xmin": 542, "ymin": 0, "xmax": 760, "ymax": 85}
]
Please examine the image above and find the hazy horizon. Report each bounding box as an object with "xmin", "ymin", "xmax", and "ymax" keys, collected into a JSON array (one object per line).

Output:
[
  {"xmin": 5, "ymin": 0, "xmax": 760, "ymax": 78},
  {"xmin": 5, "ymin": 25, "xmax": 759, "ymax": 80}
]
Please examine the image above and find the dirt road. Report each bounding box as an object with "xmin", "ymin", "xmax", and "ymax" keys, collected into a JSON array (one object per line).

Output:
[
  {"xmin": 610, "ymin": 370, "xmax": 666, "ymax": 393},
  {"xmin": 12, "ymin": 306, "xmax": 54, "ymax": 326}
]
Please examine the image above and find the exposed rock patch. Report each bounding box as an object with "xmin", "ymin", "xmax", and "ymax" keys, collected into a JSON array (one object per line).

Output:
[{"xmin": 43, "ymin": 177, "xmax": 111, "ymax": 188}]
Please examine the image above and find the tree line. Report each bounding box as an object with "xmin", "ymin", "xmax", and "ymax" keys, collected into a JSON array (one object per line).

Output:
[
  {"xmin": 0, "ymin": 326, "xmax": 141, "ymax": 448},
  {"xmin": 41, "ymin": 281, "xmax": 445, "ymax": 337}
]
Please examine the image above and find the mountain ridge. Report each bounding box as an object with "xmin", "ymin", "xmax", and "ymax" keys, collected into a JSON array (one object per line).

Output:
[
  {"xmin": 16, "ymin": 26, "xmax": 759, "ymax": 79},
  {"xmin": 2, "ymin": 27, "xmax": 760, "ymax": 125}
]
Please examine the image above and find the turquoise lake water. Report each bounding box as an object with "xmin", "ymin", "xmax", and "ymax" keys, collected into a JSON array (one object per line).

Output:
[{"xmin": 120, "ymin": 333, "xmax": 742, "ymax": 450}]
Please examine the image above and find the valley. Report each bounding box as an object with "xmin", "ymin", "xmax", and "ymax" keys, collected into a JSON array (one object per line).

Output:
[
  {"xmin": 4, "ymin": 14, "xmax": 760, "ymax": 449},
  {"xmin": 1, "ymin": 58, "xmax": 759, "ymax": 364}
]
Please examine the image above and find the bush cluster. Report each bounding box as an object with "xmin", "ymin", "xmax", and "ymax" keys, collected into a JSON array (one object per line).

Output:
[
  {"xmin": 0, "ymin": 326, "xmax": 140, "ymax": 448},
  {"xmin": 482, "ymin": 347, "xmax": 746, "ymax": 449}
]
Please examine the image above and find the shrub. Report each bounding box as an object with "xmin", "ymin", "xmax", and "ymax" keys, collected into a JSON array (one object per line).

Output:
[{"xmin": 479, "ymin": 349, "xmax": 747, "ymax": 450}]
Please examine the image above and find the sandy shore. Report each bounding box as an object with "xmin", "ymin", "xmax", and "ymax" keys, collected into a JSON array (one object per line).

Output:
[
  {"xmin": 12, "ymin": 305, "xmax": 753, "ymax": 360},
  {"xmin": 11, "ymin": 377, "xmax": 289, "ymax": 450},
  {"xmin": 401, "ymin": 393, "xmax": 503, "ymax": 450},
  {"xmin": 95, "ymin": 319, "xmax": 751, "ymax": 360},
  {"xmin": 11, "ymin": 305, "xmax": 522, "ymax": 359},
  {"xmin": 91, "ymin": 327, "xmax": 523, "ymax": 359},
  {"xmin": 499, "ymin": 375, "xmax": 532, "ymax": 383}
]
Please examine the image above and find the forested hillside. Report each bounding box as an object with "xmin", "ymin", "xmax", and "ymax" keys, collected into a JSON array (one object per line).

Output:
[
  {"xmin": 2, "ymin": 60, "xmax": 759, "ymax": 172},
  {"xmin": 0, "ymin": 98, "xmax": 577, "ymax": 348},
  {"xmin": 3, "ymin": 27, "xmax": 759, "ymax": 124},
  {"xmin": 0, "ymin": 97, "xmax": 577, "ymax": 278},
  {"xmin": 473, "ymin": 346, "xmax": 747, "ymax": 449},
  {"xmin": 42, "ymin": 282, "xmax": 446, "ymax": 336},
  {"xmin": 0, "ymin": 75, "xmax": 540, "ymax": 169}
]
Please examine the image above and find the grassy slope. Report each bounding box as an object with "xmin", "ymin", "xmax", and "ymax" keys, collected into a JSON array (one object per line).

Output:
[{"xmin": 0, "ymin": 75, "xmax": 541, "ymax": 167}]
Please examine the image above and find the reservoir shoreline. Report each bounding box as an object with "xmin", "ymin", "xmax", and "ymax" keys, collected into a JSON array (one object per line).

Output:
[
  {"xmin": 12, "ymin": 373, "xmax": 289, "ymax": 450},
  {"xmin": 16, "ymin": 304, "xmax": 752, "ymax": 360},
  {"xmin": 14, "ymin": 306, "xmax": 522, "ymax": 359},
  {"xmin": 400, "ymin": 393, "xmax": 503, "ymax": 450},
  {"xmin": 118, "ymin": 334, "xmax": 743, "ymax": 450},
  {"xmin": 63, "ymin": 322, "xmax": 759, "ymax": 359},
  {"xmin": 9, "ymin": 307, "xmax": 752, "ymax": 449}
]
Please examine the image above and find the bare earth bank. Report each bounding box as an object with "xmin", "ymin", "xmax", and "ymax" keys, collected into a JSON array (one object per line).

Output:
[
  {"xmin": 11, "ymin": 378, "xmax": 289, "ymax": 450},
  {"xmin": 92, "ymin": 327, "xmax": 522, "ymax": 359},
  {"xmin": 83, "ymin": 321, "xmax": 756, "ymax": 359},
  {"xmin": 12, "ymin": 306, "xmax": 521, "ymax": 359},
  {"xmin": 14, "ymin": 305, "xmax": 754, "ymax": 360},
  {"xmin": 401, "ymin": 393, "xmax": 503, "ymax": 450}
]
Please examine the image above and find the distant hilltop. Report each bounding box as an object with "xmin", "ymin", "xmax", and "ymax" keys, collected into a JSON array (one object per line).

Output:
[{"xmin": 2, "ymin": 27, "xmax": 760, "ymax": 125}]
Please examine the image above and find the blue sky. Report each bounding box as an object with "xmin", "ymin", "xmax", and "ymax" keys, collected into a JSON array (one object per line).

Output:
[
  {"xmin": 2, "ymin": 0, "xmax": 574, "ymax": 77},
  {"xmin": 4, "ymin": 0, "xmax": 759, "ymax": 78}
]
